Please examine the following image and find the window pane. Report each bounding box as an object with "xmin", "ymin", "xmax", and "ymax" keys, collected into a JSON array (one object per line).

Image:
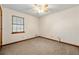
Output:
[
  {"xmin": 13, "ymin": 17, "xmax": 17, "ymax": 24},
  {"xmin": 13, "ymin": 25, "xmax": 17, "ymax": 32},
  {"xmin": 16, "ymin": 25, "xmax": 21, "ymax": 32},
  {"xmin": 20, "ymin": 25, "xmax": 23, "ymax": 29},
  {"xmin": 20, "ymin": 29, "xmax": 23, "ymax": 31},
  {"xmin": 20, "ymin": 25, "xmax": 24, "ymax": 31},
  {"xmin": 20, "ymin": 18, "xmax": 24, "ymax": 24},
  {"xmin": 17, "ymin": 18, "xmax": 21, "ymax": 24}
]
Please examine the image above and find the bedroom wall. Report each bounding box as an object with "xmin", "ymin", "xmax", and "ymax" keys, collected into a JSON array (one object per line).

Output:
[
  {"xmin": 40, "ymin": 6, "xmax": 79, "ymax": 46},
  {"xmin": 2, "ymin": 6, "xmax": 79, "ymax": 46},
  {"xmin": 2, "ymin": 7, "xmax": 39, "ymax": 45}
]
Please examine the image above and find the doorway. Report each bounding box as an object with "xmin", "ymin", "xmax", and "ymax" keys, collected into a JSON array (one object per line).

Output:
[{"xmin": 0, "ymin": 5, "xmax": 2, "ymax": 48}]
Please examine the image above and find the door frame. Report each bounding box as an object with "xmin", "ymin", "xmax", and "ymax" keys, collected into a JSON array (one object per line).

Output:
[{"xmin": 0, "ymin": 5, "xmax": 2, "ymax": 48}]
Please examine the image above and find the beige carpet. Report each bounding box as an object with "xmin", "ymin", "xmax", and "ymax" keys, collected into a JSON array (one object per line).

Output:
[{"xmin": 0, "ymin": 37, "xmax": 79, "ymax": 55}]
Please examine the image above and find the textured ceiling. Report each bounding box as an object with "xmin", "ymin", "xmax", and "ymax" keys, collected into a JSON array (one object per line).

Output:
[{"xmin": 2, "ymin": 4, "xmax": 79, "ymax": 17}]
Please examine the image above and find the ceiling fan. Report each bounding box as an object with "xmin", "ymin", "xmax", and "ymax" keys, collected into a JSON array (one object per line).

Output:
[{"xmin": 33, "ymin": 4, "xmax": 48, "ymax": 13}]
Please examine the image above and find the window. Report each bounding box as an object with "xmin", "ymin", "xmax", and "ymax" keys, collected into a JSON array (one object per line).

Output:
[{"xmin": 12, "ymin": 16, "xmax": 24, "ymax": 34}]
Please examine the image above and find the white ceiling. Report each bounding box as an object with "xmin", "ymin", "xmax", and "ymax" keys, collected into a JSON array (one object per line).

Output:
[{"xmin": 2, "ymin": 4, "xmax": 79, "ymax": 17}]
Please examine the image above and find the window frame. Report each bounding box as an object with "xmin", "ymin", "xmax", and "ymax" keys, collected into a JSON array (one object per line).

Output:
[{"xmin": 12, "ymin": 15, "xmax": 25, "ymax": 34}]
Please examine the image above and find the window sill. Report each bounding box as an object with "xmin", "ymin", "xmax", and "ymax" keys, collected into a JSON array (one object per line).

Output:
[{"xmin": 12, "ymin": 31, "xmax": 25, "ymax": 34}]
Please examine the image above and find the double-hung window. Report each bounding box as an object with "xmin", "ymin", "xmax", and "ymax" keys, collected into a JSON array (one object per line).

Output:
[{"xmin": 12, "ymin": 16, "xmax": 24, "ymax": 34}]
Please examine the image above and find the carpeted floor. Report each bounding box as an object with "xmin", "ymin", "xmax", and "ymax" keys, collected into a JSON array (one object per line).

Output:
[{"xmin": 0, "ymin": 37, "xmax": 79, "ymax": 55}]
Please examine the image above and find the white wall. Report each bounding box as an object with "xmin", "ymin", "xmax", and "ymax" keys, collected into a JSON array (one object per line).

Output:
[
  {"xmin": 40, "ymin": 6, "xmax": 79, "ymax": 46},
  {"xmin": 2, "ymin": 7, "xmax": 39, "ymax": 45}
]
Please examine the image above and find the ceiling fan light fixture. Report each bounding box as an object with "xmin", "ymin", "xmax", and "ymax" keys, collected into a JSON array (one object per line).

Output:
[{"xmin": 33, "ymin": 4, "xmax": 48, "ymax": 13}]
